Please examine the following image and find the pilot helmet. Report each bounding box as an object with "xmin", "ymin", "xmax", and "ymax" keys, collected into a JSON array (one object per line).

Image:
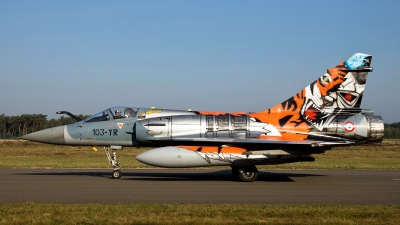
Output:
[
  {"xmin": 115, "ymin": 109, "xmax": 121, "ymax": 115},
  {"xmin": 125, "ymin": 108, "xmax": 134, "ymax": 117}
]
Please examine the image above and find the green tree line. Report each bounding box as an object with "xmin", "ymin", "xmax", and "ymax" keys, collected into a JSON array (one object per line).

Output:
[
  {"xmin": 0, "ymin": 114, "xmax": 90, "ymax": 138},
  {"xmin": 384, "ymin": 122, "xmax": 400, "ymax": 139},
  {"xmin": 1, "ymin": 113, "xmax": 400, "ymax": 139}
]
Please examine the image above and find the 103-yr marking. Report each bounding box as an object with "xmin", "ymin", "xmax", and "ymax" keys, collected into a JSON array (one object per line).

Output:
[{"xmin": 92, "ymin": 129, "xmax": 118, "ymax": 136}]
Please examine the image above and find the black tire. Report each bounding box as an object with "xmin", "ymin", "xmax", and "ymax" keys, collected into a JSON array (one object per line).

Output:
[
  {"xmin": 236, "ymin": 166, "xmax": 258, "ymax": 182},
  {"xmin": 112, "ymin": 169, "xmax": 122, "ymax": 179}
]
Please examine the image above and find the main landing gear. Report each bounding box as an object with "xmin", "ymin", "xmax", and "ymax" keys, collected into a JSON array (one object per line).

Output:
[
  {"xmin": 104, "ymin": 146, "xmax": 122, "ymax": 179},
  {"xmin": 231, "ymin": 165, "xmax": 259, "ymax": 182}
]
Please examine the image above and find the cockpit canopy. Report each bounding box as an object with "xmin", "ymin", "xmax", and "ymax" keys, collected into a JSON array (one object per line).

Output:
[
  {"xmin": 84, "ymin": 107, "xmax": 137, "ymax": 123},
  {"xmin": 82, "ymin": 106, "xmax": 197, "ymax": 123}
]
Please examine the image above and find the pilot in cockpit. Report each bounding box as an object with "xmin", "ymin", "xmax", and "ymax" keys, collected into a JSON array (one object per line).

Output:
[
  {"xmin": 124, "ymin": 108, "xmax": 135, "ymax": 118},
  {"xmin": 114, "ymin": 109, "xmax": 124, "ymax": 119}
]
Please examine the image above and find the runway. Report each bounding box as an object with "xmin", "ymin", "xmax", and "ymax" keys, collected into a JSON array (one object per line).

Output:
[{"xmin": 0, "ymin": 168, "xmax": 399, "ymax": 204}]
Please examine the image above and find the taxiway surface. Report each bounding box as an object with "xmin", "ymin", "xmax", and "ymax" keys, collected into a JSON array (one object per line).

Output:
[{"xmin": 0, "ymin": 168, "xmax": 399, "ymax": 204}]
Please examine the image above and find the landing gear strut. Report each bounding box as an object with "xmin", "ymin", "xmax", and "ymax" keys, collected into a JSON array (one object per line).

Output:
[
  {"xmin": 104, "ymin": 146, "xmax": 122, "ymax": 179},
  {"xmin": 231, "ymin": 165, "xmax": 259, "ymax": 182}
]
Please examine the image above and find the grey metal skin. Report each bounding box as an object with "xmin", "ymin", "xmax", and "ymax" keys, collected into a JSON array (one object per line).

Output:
[
  {"xmin": 136, "ymin": 113, "xmax": 384, "ymax": 143},
  {"xmin": 21, "ymin": 107, "xmax": 197, "ymax": 147}
]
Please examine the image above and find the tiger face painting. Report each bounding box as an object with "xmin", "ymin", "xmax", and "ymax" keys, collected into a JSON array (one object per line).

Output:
[
  {"xmin": 257, "ymin": 53, "xmax": 372, "ymax": 132},
  {"xmin": 300, "ymin": 72, "xmax": 366, "ymax": 130}
]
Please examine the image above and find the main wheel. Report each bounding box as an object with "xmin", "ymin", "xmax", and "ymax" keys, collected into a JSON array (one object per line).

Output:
[
  {"xmin": 236, "ymin": 166, "xmax": 258, "ymax": 182},
  {"xmin": 112, "ymin": 169, "xmax": 122, "ymax": 179}
]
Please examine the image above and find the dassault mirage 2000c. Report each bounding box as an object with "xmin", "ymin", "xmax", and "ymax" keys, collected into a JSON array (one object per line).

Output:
[{"xmin": 22, "ymin": 53, "xmax": 384, "ymax": 182}]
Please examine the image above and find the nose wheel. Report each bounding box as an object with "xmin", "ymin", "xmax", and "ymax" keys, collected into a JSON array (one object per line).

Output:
[
  {"xmin": 104, "ymin": 146, "xmax": 123, "ymax": 179},
  {"xmin": 112, "ymin": 169, "xmax": 122, "ymax": 179}
]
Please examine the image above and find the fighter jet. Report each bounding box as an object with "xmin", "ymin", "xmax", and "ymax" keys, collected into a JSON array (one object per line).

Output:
[{"xmin": 22, "ymin": 53, "xmax": 384, "ymax": 182}]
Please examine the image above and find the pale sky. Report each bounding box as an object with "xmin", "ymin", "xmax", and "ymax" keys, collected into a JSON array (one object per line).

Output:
[{"xmin": 1, "ymin": 0, "xmax": 400, "ymax": 123}]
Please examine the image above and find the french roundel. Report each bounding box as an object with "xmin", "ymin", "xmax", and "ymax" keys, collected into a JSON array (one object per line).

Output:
[{"xmin": 344, "ymin": 121, "xmax": 355, "ymax": 132}]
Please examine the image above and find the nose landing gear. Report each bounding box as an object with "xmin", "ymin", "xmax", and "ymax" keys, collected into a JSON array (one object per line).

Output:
[{"xmin": 104, "ymin": 146, "xmax": 123, "ymax": 179}]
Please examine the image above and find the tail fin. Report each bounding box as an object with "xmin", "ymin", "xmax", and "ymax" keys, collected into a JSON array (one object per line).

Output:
[{"xmin": 256, "ymin": 53, "xmax": 373, "ymax": 131}]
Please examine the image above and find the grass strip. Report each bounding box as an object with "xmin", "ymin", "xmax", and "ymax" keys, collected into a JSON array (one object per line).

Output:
[
  {"xmin": 1, "ymin": 140, "xmax": 399, "ymax": 169},
  {"xmin": 0, "ymin": 203, "xmax": 399, "ymax": 225}
]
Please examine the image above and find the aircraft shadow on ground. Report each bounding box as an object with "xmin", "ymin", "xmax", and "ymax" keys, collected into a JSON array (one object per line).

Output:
[
  {"xmin": 124, "ymin": 171, "xmax": 324, "ymax": 182},
  {"xmin": 16, "ymin": 170, "xmax": 324, "ymax": 182}
]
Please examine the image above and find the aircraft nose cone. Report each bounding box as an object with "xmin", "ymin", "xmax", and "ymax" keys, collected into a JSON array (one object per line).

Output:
[{"xmin": 21, "ymin": 125, "xmax": 65, "ymax": 145}]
